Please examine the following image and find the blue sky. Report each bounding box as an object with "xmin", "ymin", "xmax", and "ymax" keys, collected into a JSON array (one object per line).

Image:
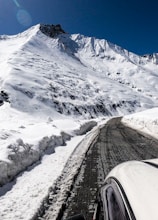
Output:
[{"xmin": 0, "ymin": 0, "xmax": 158, "ymax": 55}]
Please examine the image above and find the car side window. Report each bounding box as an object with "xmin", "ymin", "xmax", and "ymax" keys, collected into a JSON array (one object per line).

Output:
[{"xmin": 106, "ymin": 186, "xmax": 129, "ymax": 220}]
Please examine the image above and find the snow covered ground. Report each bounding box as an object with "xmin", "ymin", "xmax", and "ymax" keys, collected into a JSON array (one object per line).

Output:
[
  {"xmin": 0, "ymin": 135, "xmax": 84, "ymax": 220},
  {"xmin": 0, "ymin": 101, "xmax": 97, "ymax": 186},
  {"xmin": 0, "ymin": 24, "xmax": 158, "ymax": 219},
  {"xmin": 122, "ymin": 108, "xmax": 158, "ymax": 139},
  {"xmin": 0, "ymin": 109, "xmax": 98, "ymax": 220}
]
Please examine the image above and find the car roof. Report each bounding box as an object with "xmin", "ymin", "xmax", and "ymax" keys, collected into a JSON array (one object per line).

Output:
[{"xmin": 106, "ymin": 160, "xmax": 158, "ymax": 220}]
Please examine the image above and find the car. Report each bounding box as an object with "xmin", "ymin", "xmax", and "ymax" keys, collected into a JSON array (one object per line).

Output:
[{"xmin": 100, "ymin": 159, "xmax": 158, "ymax": 220}]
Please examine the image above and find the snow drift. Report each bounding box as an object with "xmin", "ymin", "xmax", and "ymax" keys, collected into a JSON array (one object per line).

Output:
[{"xmin": 122, "ymin": 108, "xmax": 158, "ymax": 139}]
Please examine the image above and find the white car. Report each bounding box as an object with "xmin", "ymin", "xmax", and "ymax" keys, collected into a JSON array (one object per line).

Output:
[{"xmin": 100, "ymin": 159, "xmax": 158, "ymax": 220}]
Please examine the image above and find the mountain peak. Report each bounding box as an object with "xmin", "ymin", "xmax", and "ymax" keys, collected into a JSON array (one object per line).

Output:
[{"xmin": 39, "ymin": 24, "xmax": 66, "ymax": 38}]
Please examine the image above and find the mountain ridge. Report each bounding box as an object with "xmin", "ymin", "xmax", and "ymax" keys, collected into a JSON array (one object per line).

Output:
[{"xmin": 0, "ymin": 23, "xmax": 158, "ymax": 119}]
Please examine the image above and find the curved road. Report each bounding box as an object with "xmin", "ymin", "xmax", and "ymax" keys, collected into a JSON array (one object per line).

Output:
[{"xmin": 62, "ymin": 117, "xmax": 158, "ymax": 219}]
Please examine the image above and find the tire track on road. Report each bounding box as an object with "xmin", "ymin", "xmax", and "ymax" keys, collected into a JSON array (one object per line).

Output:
[{"xmin": 43, "ymin": 117, "xmax": 158, "ymax": 220}]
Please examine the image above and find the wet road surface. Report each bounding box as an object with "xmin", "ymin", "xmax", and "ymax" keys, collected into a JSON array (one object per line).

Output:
[{"xmin": 63, "ymin": 117, "xmax": 158, "ymax": 219}]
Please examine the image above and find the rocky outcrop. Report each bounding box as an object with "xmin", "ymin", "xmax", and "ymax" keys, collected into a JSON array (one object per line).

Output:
[
  {"xmin": 40, "ymin": 24, "xmax": 66, "ymax": 38},
  {"xmin": 142, "ymin": 53, "xmax": 158, "ymax": 64},
  {"xmin": 0, "ymin": 90, "xmax": 9, "ymax": 106}
]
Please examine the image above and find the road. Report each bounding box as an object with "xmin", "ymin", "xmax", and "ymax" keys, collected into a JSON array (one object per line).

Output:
[{"xmin": 62, "ymin": 117, "xmax": 158, "ymax": 219}]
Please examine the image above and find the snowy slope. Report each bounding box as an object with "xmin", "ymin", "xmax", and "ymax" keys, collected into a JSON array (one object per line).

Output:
[
  {"xmin": 1, "ymin": 24, "xmax": 158, "ymax": 119},
  {"xmin": 0, "ymin": 24, "xmax": 158, "ymax": 219}
]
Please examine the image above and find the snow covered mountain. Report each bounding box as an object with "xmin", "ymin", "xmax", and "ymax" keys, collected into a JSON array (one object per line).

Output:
[
  {"xmin": 0, "ymin": 24, "xmax": 158, "ymax": 220},
  {"xmin": 1, "ymin": 23, "xmax": 158, "ymax": 119}
]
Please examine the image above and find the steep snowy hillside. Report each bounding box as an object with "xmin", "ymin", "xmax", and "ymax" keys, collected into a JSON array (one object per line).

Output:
[{"xmin": 0, "ymin": 24, "xmax": 158, "ymax": 119}]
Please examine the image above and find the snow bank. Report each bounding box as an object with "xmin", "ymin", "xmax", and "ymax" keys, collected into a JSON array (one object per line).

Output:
[
  {"xmin": 0, "ymin": 103, "xmax": 97, "ymax": 186},
  {"xmin": 73, "ymin": 120, "xmax": 97, "ymax": 135},
  {"xmin": 122, "ymin": 108, "xmax": 158, "ymax": 139},
  {"xmin": 0, "ymin": 124, "xmax": 99, "ymax": 220},
  {"xmin": 0, "ymin": 132, "xmax": 71, "ymax": 186}
]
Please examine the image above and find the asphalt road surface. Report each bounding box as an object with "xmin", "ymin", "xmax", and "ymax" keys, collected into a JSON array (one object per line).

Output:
[{"xmin": 62, "ymin": 117, "xmax": 158, "ymax": 220}]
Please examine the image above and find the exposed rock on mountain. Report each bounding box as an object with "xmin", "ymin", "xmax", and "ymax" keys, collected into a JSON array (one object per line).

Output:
[
  {"xmin": 142, "ymin": 53, "xmax": 158, "ymax": 64},
  {"xmin": 40, "ymin": 24, "xmax": 66, "ymax": 38},
  {"xmin": 0, "ymin": 91, "xmax": 9, "ymax": 106}
]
